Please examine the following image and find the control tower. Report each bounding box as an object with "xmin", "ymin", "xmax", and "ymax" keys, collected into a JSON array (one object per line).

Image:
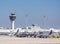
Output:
[{"xmin": 9, "ymin": 13, "xmax": 16, "ymax": 30}]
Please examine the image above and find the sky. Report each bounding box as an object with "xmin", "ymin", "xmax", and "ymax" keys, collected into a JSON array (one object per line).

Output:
[{"xmin": 0, "ymin": 0, "xmax": 60, "ymax": 29}]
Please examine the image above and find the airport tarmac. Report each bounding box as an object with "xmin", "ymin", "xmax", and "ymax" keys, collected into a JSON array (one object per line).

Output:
[{"xmin": 0, "ymin": 36, "xmax": 60, "ymax": 44}]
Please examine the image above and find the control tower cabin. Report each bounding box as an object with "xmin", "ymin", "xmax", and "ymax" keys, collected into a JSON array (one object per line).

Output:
[{"xmin": 9, "ymin": 13, "xmax": 16, "ymax": 30}]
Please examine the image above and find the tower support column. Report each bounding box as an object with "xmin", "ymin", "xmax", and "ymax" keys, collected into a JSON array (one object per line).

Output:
[{"xmin": 11, "ymin": 21, "xmax": 15, "ymax": 30}]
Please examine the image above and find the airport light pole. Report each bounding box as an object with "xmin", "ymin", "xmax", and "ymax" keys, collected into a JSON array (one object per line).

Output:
[
  {"xmin": 25, "ymin": 14, "xmax": 28, "ymax": 28},
  {"xmin": 9, "ymin": 13, "xmax": 16, "ymax": 30},
  {"xmin": 43, "ymin": 16, "xmax": 46, "ymax": 28}
]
